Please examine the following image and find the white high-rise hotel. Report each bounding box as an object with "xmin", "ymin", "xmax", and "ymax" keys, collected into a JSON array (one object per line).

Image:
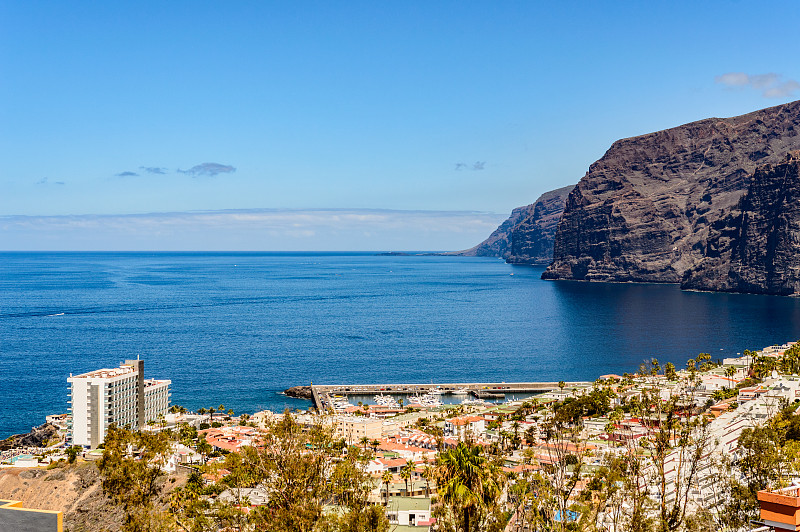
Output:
[{"xmin": 67, "ymin": 359, "xmax": 171, "ymax": 448}]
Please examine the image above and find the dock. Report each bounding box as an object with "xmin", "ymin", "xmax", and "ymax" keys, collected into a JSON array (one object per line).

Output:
[{"xmin": 308, "ymin": 381, "xmax": 587, "ymax": 411}]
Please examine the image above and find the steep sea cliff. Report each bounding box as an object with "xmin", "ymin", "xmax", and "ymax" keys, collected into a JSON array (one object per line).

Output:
[
  {"xmin": 467, "ymin": 100, "xmax": 800, "ymax": 295},
  {"xmin": 542, "ymin": 100, "xmax": 800, "ymax": 284}
]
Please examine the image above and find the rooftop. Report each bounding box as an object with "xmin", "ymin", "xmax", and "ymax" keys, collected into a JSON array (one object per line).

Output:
[
  {"xmin": 387, "ymin": 496, "xmax": 431, "ymax": 512},
  {"xmin": 68, "ymin": 364, "xmax": 136, "ymax": 380}
]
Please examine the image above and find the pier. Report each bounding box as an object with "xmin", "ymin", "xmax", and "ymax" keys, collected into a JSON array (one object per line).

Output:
[{"xmin": 308, "ymin": 381, "xmax": 588, "ymax": 411}]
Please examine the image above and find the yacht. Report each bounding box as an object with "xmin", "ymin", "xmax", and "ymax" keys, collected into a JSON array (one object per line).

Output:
[{"xmin": 374, "ymin": 394, "xmax": 400, "ymax": 408}]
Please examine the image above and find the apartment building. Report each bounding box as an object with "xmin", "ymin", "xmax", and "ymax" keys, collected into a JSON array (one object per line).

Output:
[
  {"xmin": 67, "ymin": 359, "xmax": 170, "ymax": 448},
  {"xmin": 336, "ymin": 416, "xmax": 382, "ymax": 445}
]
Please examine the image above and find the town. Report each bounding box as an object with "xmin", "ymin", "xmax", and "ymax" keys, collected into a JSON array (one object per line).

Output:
[{"xmin": 4, "ymin": 343, "xmax": 800, "ymax": 531}]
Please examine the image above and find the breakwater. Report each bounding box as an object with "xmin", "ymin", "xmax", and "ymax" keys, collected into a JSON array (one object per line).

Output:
[{"xmin": 293, "ymin": 382, "xmax": 588, "ymax": 411}]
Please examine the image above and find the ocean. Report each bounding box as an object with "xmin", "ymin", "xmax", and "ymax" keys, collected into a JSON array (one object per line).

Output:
[{"xmin": 2, "ymin": 251, "xmax": 799, "ymax": 438}]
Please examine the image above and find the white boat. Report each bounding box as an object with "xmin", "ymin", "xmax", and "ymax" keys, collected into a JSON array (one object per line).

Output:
[
  {"xmin": 414, "ymin": 393, "xmax": 441, "ymax": 407},
  {"xmin": 374, "ymin": 394, "xmax": 400, "ymax": 408},
  {"xmin": 461, "ymin": 398, "xmax": 487, "ymax": 406},
  {"xmin": 452, "ymin": 387, "xmax": 469, "ymax": 395}
]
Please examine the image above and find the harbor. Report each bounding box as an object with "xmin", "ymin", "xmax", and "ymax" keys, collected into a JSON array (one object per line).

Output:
[{"xmin": 307, "ymin": 381, "xmax": 589, "ymax": 412}]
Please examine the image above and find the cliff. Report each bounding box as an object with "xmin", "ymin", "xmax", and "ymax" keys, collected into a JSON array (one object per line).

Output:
[
  {"xmin": 682, "ymin": 153, "xmax": 800, "ymax": 295},
  {"xmin": 451, "ymin": 204, "xmax": 536, "ymax": 258},
  {"xmin": 507, "ymin": 185, "xmax": 574, "ymax": 264},
  {"xmin": 542, "ymin": 100, "xmax": 800, "ymax": 283},
  {"xmin": 454, "ymin": 185, "xmax": 573, "ymax": 264}
]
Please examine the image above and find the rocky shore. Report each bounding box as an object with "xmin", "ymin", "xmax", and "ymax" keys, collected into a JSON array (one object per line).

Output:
[
  {"xmin": 0, "ymin": 423, "xmax": 57, "ymax": 451},
  {"xmin": 283, "ymin": 386, "xmax": 314, "ymax": 400}
]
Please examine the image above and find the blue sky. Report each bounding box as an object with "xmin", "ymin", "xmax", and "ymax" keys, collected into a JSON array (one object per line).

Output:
[{"xmin": 1, "ymin": 1, "xmax": 799, "ymax": 250}]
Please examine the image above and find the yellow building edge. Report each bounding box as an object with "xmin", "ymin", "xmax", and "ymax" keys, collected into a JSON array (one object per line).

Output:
[{"xmin": 0, "ymin": 499, "xmax": 63, "ymax": 532}]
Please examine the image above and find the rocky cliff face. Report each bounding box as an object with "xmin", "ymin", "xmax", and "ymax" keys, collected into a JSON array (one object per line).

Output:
[
  {"xmin": 507, "ymin": 185, "xmax": 574, "ymax": 264},
  {"xmin": 542, "ymin": 100, "xmax": 800, "ymax": 283},
  {"xmin": 682, "ymin": 153, "xmax": 800, "ymax": 295},
  {"xmin": 0, "ymin": 423, "xmax": 57, "ymax": 450},
  {"xmin": 454, "ymin": 204, "xmax": 536, "ymax": 258},
  {"xmin": 455, "ymin": 185, "xmax": 573, "ymax": 263}
]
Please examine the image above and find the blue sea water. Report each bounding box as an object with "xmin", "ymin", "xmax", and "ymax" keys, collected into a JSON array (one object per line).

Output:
[{"xmin": 2, "ymin": 251, "xmax": 800, "ymax": 438}]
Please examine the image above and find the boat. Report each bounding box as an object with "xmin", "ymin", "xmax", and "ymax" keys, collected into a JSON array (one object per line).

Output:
[
  {"xmin": 374, "ymin": 394, "xmax": 400, "ymax": 408},
  {"xmin": 452, "ymin": 387, "xmax": 469, "ymax": 395},
  {"xmin": 461, "ymin": 398, "xmax": 487, "ymax": 406},
  {"xmin": 408, "ymin": 392, "xmax": 441, "ymax": 408}
]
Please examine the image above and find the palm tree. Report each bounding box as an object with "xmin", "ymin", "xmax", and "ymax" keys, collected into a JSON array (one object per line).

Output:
[
  {"xmin": 524, "ymin": 426, "xmax": 536, "ymax": 447},
  {"xmin": 422, "ymin": 462, "xmax": 434, "ymax": 497},
  {"xmin": 197, "ymin": 440, "xmax": 212, "ymax": 465},
  {"xmin": 400, "ymin": 460, "xmax": 413, "ymax": 495},
  {"xmin": 499, "ymin": 430, "xmax": 511, "ymax": 451},
  {"xmin": 370, "ymin": 439, "xmax": 380, "ymax": 452},
  {"xmin": 724, "ymin": 365, "xmax": 736, "ymax": 387},
  {"xmin": 359, "ymin": 436, "xmax": 370, "ymax": 450},
  {"xmin": 435, "ymin": 441, "xmax": 503, "ymax": 532},
  {"xmin": 558, "ymin": 381, "xmax": 566, "ymax": 393},
  {"xmin": 382, "ymin": 470, "xmax": 393, "ymax": 505},
  {"xmin": 400, "ymin": 466, "xmax": 411, "ymax": 497}
]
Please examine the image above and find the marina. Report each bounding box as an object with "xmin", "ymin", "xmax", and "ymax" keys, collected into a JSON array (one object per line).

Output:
[{"xmin": 310, "ymin": 381, "xmax": 588, "ymax": 412}]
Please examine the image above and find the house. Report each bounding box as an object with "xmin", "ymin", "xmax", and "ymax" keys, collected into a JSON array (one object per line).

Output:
[
  {"xmin": 386, "ymin": 497, "xmax": 433, "ymax": 529},
  {"xmin": 444, "ymin": 416, "xmax": 485, "ymax": 440}
]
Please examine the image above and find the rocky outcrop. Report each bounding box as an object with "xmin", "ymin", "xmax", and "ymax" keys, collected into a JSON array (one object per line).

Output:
[
  {"xmin": 682, "ymin": 153, "xmax": 800, "ymax": 295},
  {"xmin": 283, "ymin": 386, "xmax": 313, "ymax": 400},
  {"xmin": 543, "ymin": 100, "xmax": 800, "ymax": 283},
  {"xmin": 507, "ymin": 185, "xmax": 574, "ymax": 264},
  {"xmin": 0, "ymin": 423, "xmax": 58, "ymax": 450},
  {"xmin": 454, "ymin": 185, "xmax": 573, "ymax": 263}
]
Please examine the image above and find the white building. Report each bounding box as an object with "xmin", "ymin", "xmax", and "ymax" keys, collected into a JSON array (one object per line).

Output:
[{"xmin": 67, "ymin": 359, "xmax": 170, "ymax": 448}]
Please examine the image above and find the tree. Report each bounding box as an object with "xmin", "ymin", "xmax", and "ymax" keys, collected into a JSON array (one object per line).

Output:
[
  {"xmin": 538, "ymin": 415, "xmax": 588, "ymax": 532},
  {"xmin": 238, "ymin": 412, "xmax": 386, "ymax": 532},
  {"xmin": 434, "ymin": 441, "xmax": 504, "ymax": 532},
  {"xmin": 422, "ymin": 462, "xmax": 434, "ymax": 497},
  {"xmin": 197, "ymin": 439, "xmax": 212, "ymax": 465},
  {"xmin": 97, "ymin": 424, "xmax": 173, "ymax": 532},
  {"xmin": 66, "ymin": 445, "xmax": 81, "ymax": 464},
  {"xmin": 382, "ymin": 470, "xmax": 393, "ymax": 505},
  {"xmin": 631, "ymin": 367, "xmax": 712, "ymax": 532},
  {"xmin": 401, "ymin": 460, "xmax": 414, "ymax": 495}
]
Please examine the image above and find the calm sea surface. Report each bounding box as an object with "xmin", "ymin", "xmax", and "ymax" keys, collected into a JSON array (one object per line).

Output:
[{"xmin": 2, "ymin": 252, "xmax": 800, "ymax": 438}]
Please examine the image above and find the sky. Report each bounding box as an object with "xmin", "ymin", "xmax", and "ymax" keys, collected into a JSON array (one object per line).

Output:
[{"xmin": 1, "ymin": 1, "xmax": 799, "ymax": 250}]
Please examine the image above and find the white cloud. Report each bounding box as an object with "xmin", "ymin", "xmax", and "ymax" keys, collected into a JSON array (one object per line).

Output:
[
  {"xmin": 715, "ymin": 72, "xmax": 800, "ymax": 98},
  {"xmin": 0, "ymin": 208, "xmax": 508, "ymax": 252}
]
